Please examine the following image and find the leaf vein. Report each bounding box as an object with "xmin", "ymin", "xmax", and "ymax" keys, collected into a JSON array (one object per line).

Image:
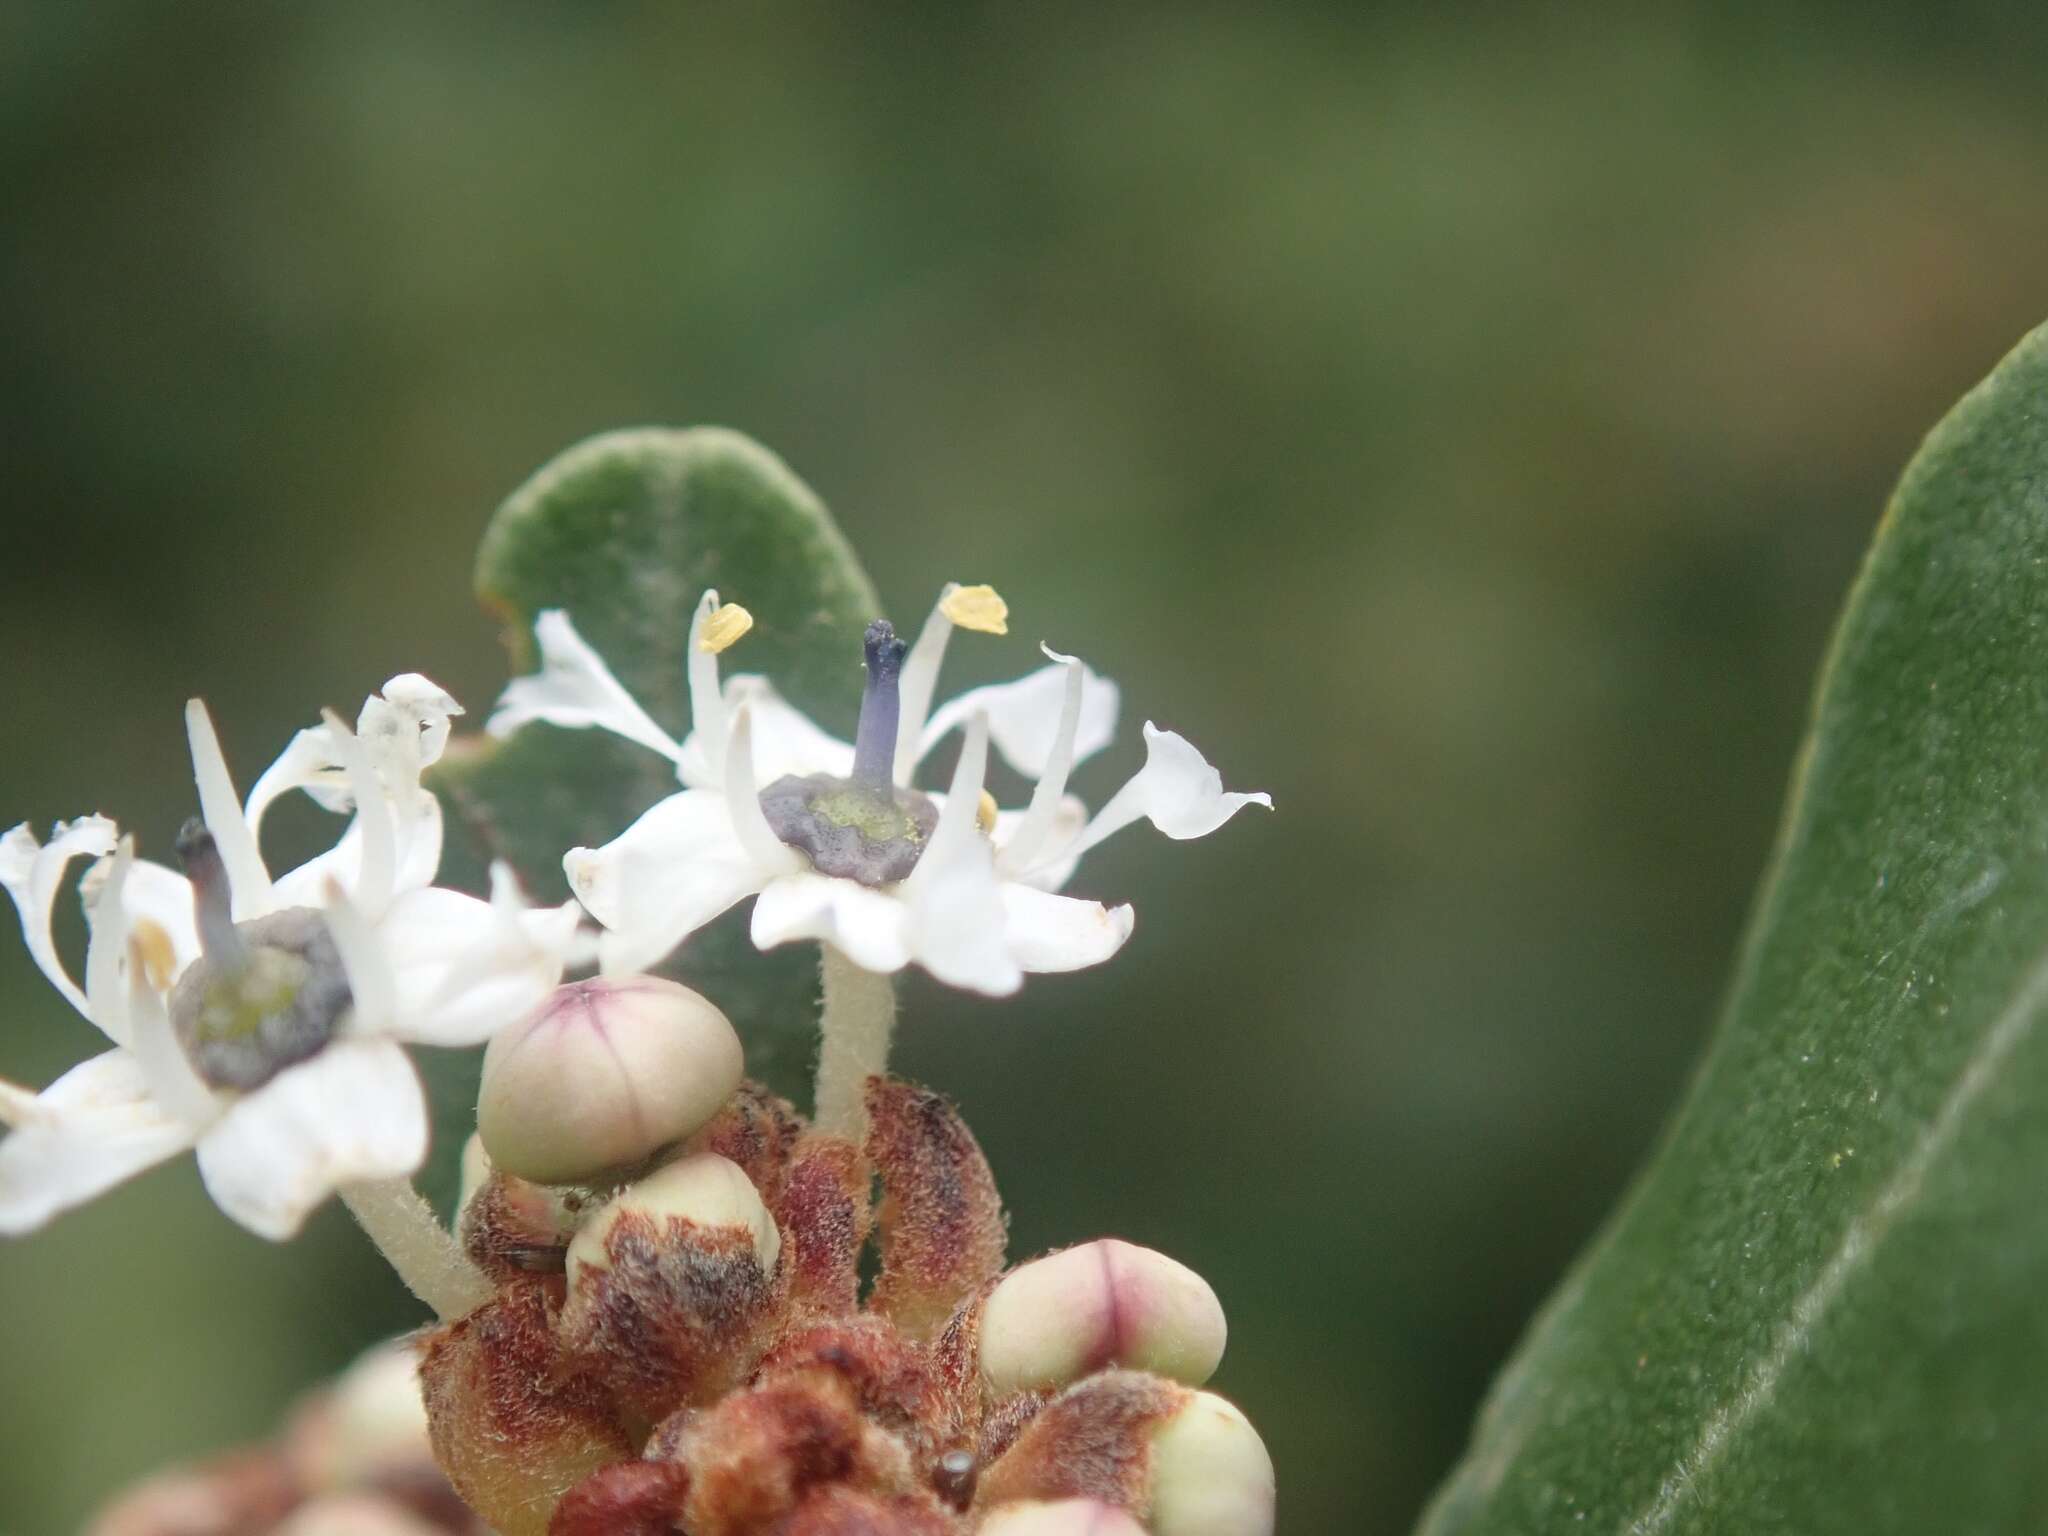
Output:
[{"xmin": 1625, "ymin": 930, "xmax": 2048, "ymax": 1534}]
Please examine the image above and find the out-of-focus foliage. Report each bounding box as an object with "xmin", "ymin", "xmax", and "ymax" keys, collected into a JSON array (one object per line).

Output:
[
  {"xmin": 5, "ymin": 5, "xmax": 2048, "ymax": 1532},
  {"xmin": 1422, "ymin": 324, "xmax": 2048, "ymax": 1534}
]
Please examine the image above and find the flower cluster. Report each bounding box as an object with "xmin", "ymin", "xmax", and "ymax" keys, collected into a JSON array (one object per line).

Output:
[
  {"xmin": 489, "ymin": 583, "xmax": 1268, "ymax": 994},
  {"xmin": 430, "ymin": 986, "xmax": 1273, "ymax": 1536},
  {"xmin": 9, "ymin": 574, "xmax": 1275, "ymax": 1536},
  {"xmin": 1, "ymin": 678, "xmax": 582, "ymax": 1238}
]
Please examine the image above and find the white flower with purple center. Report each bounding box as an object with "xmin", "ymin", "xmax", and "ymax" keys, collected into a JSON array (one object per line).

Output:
[
  {"xmin": 487, "ymin": 584, "xmax": 1270, "ymax": 998},
  {"xmin": 0, "ymin": 679, "xmax": 583, "ymax": 1240}
]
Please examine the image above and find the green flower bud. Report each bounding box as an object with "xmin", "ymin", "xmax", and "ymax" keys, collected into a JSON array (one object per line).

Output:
[
  {"xmin": 561, "ymin": 1153, "xmax": 787, "ymax": 1422},
  {"xmin": 272, "ymin": 1493, "xmax": 446, "ymax": 1536},
  {"xmin": 976, "ymin": 1372, "xmax": 1273, "ymax": 1536},
  {"xmin": 567, "ymin": 1152, "xmax": 781, "ymax": 1290},
  {"xmin": 978, "ymin": 1499, "xmax": 1148, "ymax": 1536},
  {"xmin": 1146, "ymin": 1391, "xmax": 1275, "ymax": 1536},
  {"xmin": 979, "ymin": 1240, "xmax": 1227, "ymax": 1395},
  {"xmin": 477, "ymin": 976, "xmax": 743, "ymax": 1184},
  {"xmin": 285, "ymin": 1339, "xmax": 431, "ymax": 1494}
]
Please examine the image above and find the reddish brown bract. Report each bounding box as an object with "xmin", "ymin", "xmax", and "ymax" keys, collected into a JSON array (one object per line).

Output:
[
  {"xmin": 413, "ymin": 1075, "xmax": 1249, "ymax": 1535},
  {"xmin": 420, "ymin": 1282, "xmax": 633, "ymax": 1536},
  {"xmin": 864, "ymin": 1079, "xmax": 1008, "ymax": 1343},
  {"xmin": 973, "ymin": 1372, "xmax": 1188, "ymax": 1511},
  {"xmin": 547, "ymin": 1459, "xmax": 691, "ymax": 1536},
  {"xmin": 559, "ymin": 1206, "xmax": 788, "ymax": 1423},
  {"xmin": 774, "ymin": 1135, "xmax": 873, "ymax": 1315}
]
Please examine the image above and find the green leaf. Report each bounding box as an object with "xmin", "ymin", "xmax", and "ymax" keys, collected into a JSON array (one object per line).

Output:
[
  {"xmin": 1417, "ymin": 324, "xmax": 2048, "ymax": 1535},
  {"xmin": 420, "ymin": 428, "xmax": 881, "ymax": 1212}
]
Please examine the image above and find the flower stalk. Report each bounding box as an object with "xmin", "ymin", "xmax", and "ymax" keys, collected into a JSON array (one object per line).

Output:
[
  {"xmin": 813, "ymin": 942, "xmax": 898, "ymax": 1140},
  {"xmin": 339, "ymin": 1177, "xmax": 493, "ymax": 1322}
]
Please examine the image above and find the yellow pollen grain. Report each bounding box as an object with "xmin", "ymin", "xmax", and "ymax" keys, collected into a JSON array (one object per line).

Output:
[
  {"xmin": 698, "ymin": 603, "xmax": 755, "ymax": 654},
  {"xmin": 941, "ymin": 584, "xmax": 1009, "ymax": 635},
  {"xmin": 132, "ymin": 919, "xmax": 179, "ymax": 991},
  {"xmin": 976, "ymin": 790, "xmax": 1000, "ymax": 834}
]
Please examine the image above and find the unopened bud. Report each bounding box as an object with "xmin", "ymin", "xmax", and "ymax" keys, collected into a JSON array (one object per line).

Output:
[
  {"xmin": 455, "ymin": 1131, "xmax": 492, "ymax": 1216},
  {"xmin": 85, "ymin": 1454, "xmax": 298, "ymax": 1536},
  {"xmin": 478, "ymin": 976, "xmax": 743, "ymax": 1184},
  {"xmin": 976, "ymin": 1372, "xmax": 1274, "ymax": 1536},
  {"xmin": 1145, "ymin": 1392, "xmax": 1275, "ymax": 1536},
  {"xmin": 455, "ymin": 1132, "xmax": 592, "ymax": 1280},
  {"xmin": 287, "ymin": 1339, "xmax": 432, "ymax": 1494},
  {"xmin": 978, "ymin": 1499, "xmax": 1148, "ymax": 1536},
  {"xmin": 979, "ymin": 1240, "xmax": 1226, "ymax": 1395},
  {"xmin": 562, "ymin": 1153, "xmax": 786, "ymax": 1421},
  {"xmin": 567, "ymin": 1152, "xmax": 781, "ymax": 1289},
  {"xmin": 273, "ymin": 1493, "xmax": 446, "ymax": 1536}
]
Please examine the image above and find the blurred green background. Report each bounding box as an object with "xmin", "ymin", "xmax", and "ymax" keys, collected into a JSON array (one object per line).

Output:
[{"xmin": 6, "ymin": 4, "xmax": 2048, "ymax": 1531}]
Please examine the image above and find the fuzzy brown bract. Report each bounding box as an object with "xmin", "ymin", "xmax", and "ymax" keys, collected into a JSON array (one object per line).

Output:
[
  {"xmin": 409, "ymin": 1076, "xmax": 1263, "ymax": 1535},
  {"xmin": 420, "ymin": 1281, "xmax": 633, "ymax": 1536}
]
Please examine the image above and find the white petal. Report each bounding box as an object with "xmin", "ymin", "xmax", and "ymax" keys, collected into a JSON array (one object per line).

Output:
[
  {"xmin": 0, "ymin": 1052, "xmax": 198, "ymax": 1235},
  {"xmin": 394, "ymin": 794, "xmax": 445, "ymax": 897},
  {"xmin": 493, "ymin": 861, "xmax": 595, "ymax": 971},
  {"xmin": 678, "ymin": 674, "xmax": 854, "ymax": 788},
  {"xmin": 687, "ymin": 590, "xmax": 729, "ymax": 780},
  {"xmin": 908, "ymin": 844, "xmax": 1022, "ymax": 995},
  {"xmin": 893, "ymin": 583, "xmax": 960, "ymax": 785},
  {"xmin": 245, "ymin": 723, "xmax": 354, "ymax": 836},
  {"xmin": 1001, "ymin": 886, "xmax": 1135, "ymax": 973},
  {"xmin": 124, "ymin": 943, "xmax": 221, "ymax": 1128},
  {"xmin": 990, "ymin": 798, "xmax": 1087, "ymax": 892},
  {"xmin": 356, "ymin": 680, "xmax": 459, "ymax": 895},
  {"xmin": 487, "ymin": 610, "xmax": 686, "ymax": 765},
  {"xmin": 723, "ymin": 706, "xmax": 808, "ymax": 875},
  {"xmin": 1059, "ymin": 722, "xmax": 1273, "ymax": 866},
  {"xmin": 375, "ymin": 885, "xmax": 570, "ymax": 1047},
  {"xmin": 323, "ymin": 711, "xmax": 398, "ymax": 920},
  {"xmin": 115, "ymin": 858, "xmax": 204, "ymax": 982},
  {"xmin": 82, "ymin": 839, "xmax": 138, "ymax": 1047},
  {"xmin": 195, "ymin": 1038, "xmax": 428, "ymax": 1241},
  {"xmin": 360, "ymin": 674, "xmax": 463, "ymax": 770},
  {"xmin": 926, "ymin": 711, "xmax": 990, "ymax": 863},
  {"xmin": 251, "ymin": 680, "xmax": 457, "ymax": 897},
  {"xmin": 904, "ymin": 714, "xmax": 1023, "ymax": 996},
  {"xmin": 323, "ymin": 880, "xmax": 398, "ymax": 1035},
  {"xmin": 750, "ymin": 872, "xmax": 912, "ymax": 974},
  {"xmin": 185, "ymin": 700, "xmax": 277, "ymax": 918},
  {"xmin": 997, "ymin": 646, "xmax": 1086, "ymax": 878},
  {"xmin": 271, "ymin": 798, "xmax": 443, "ymax": 912},
  {"xmin": 565, "ymin": 790, "xmax": 767, "ymax": 975},
  {"xmin": 920, "ymin": 659, "xmax": 1120, "ymax": 781},
  {"xmin": 0, "ymin": 816, "xmax": 118, "ymax": 1021}
]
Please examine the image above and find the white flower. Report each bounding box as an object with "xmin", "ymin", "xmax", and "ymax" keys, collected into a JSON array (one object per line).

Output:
[
  {"xmin": 487, "ymin": 585, "xmax": 1269, "ymax": 995},
  {"xmin": 0, "ymin": 679, "xmax": 584, "ymax": 1239}
]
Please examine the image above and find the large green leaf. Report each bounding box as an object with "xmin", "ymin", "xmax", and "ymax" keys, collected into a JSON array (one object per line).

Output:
[
  {"xmin": 421, "ymin": 428, "xmax": 880, "ymax": 1209},
  {"xmin": 1417, "ymin": 325, "xmax": 2048, "ymax": 1533}
]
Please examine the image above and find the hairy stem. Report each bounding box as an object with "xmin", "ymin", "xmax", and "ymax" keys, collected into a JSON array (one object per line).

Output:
[
  {"xmin": 340, "ymin": 1177, "xmax": 494, "ymax": 1322},
  {"xmin": 814, "ymin": 944, "xmax": 897, "ymax": 1141}
]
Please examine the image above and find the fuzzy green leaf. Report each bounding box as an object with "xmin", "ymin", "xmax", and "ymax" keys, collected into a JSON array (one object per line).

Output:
[
  {"xmin": 1419, "ymin": 324, "xmax": 2048, "ymax": 1534},
  {"xmin": 420, "ymin": 428, "xmax": 880, "ymax": 1211}
]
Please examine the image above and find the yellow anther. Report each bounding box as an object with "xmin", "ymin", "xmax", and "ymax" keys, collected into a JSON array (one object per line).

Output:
[
  {"xmin": 132, "ymin": 920, "xmax": 179, "ymax": 992},
  {"xmin": 976, "ymin": 790, "xmax": 1000, "ymax": 834},
  {"xmin": 941, "ymin": 584, "xmax": 1009, "ymax": 635},
  {"xmin": 698, "ymin": 603, "xmax": 755, "ymax": 654}
]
